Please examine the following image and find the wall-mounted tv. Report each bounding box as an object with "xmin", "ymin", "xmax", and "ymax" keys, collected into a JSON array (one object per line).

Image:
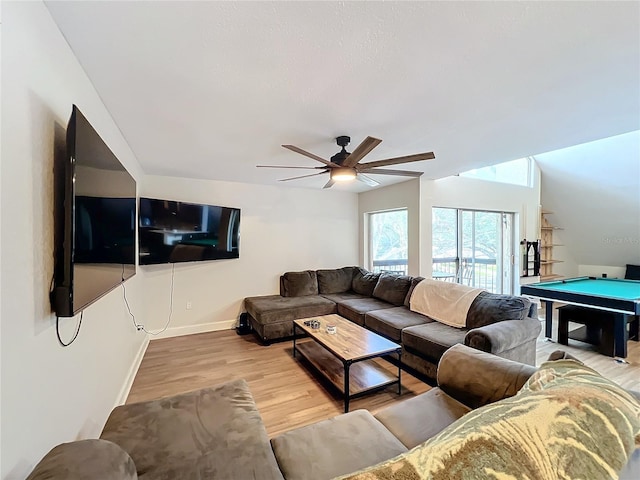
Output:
[
  {"xmin": 138, "ymin": 198, "xmax": 240, "ymax": 265},
  {"xmin": 52, "ymin": 105, "xmax": 136, "ymax": 317}
]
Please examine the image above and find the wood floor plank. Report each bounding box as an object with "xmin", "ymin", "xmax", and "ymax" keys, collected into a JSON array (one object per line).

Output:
[{"xmin": 128, "ymin": 315, "xmax": 640, "ymax": 438}]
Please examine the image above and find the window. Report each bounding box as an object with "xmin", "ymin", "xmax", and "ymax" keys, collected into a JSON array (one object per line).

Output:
[
  {"xmin": 432, "ymin": 207, "xmax": 514, "ymax": 294},
  {"xmin": 368, "ymin": 209, "xmax": 408, "ymax": 275},
  {"xmin": 460, "ymin": 157, "xmax": 531, "ymax": 187}
]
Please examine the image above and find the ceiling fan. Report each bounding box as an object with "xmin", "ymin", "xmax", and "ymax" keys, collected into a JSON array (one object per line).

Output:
[{"xmin": 257, "ymin": 136, "xmax": 435, "ymax": 189}]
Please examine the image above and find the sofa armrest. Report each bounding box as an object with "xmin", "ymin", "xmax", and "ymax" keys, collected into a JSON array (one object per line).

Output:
[
  {"xmin": 26, "ymin": 439, "xmax": 137, "ymax": 480},
  {"xmin": 437, "ymin": 344, "xmax": 536, "ymax": 409},
  {"xmin": 464, "ymin": 317, "xmax": 541, "ymax": 355}
]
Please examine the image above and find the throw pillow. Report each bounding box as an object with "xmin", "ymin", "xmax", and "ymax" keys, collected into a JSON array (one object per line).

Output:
[
  {"xmin": 352, "ymin": 268, "xmax": 380, "ymax": 296},
  {"xmin": 337, "ymin": 361, "xmax": 640, "ymax": 480},
  {"xmin": 465, "ymin": 291, "xmax": 532, "ymax": 329},
  {"xmin": 281, "ymin": 270, "xmax": 318, "ymax": 297},
  {"xmin": 372, "ymin": 274, "xmax": 412, "ymax": 306}
]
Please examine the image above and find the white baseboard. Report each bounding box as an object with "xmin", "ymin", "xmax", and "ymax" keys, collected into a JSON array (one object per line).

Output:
[
  {"xmin": 153, "ymin": 319, "xmax": 236, "ymax": 339},
  {"xmin": 116, "ymin": 336, "xmax": 149, "ymax": 406}
]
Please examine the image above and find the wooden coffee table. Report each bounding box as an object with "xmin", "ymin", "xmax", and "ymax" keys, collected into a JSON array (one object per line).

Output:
[{"xmin": 293, "ymin": 314, "xmax": 402, "ymax": 412}]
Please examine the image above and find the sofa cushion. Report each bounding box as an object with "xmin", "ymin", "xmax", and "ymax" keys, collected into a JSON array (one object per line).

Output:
[
  {"xmin": 337, "ymin": 297, "xmax": 397, "ymax": 326},
  {"xmin": 317, "ymin": 267, "xmax": 355, "ymax": 294},
  {"xmin": 466, "ymin": 291, "xmax": 532, "ymax": 329},
  {"xmin": 26, "ymin": 440, "xmax": 137, "ymax": 480},
  {"xmin": 401, "ymin": 322, "xmax": 467, "ymax": 363},
  {"xmin": 374, "ymin": 388, "xmax": 471, "ymax": 449},
  {"xmin": 339, "ymin": 360, "xmax": 640, "ymax": 480},
  {"xmin": 372, "ymin": 274, "xmax": 412, "ymax": 306},
  {"xmin": 271, "ymin": 410, "xmax": 407, "ymax": 480},
  {"xmin": 404, "ymin": 276, "xmax": 424, "ymax": 308},
  {"xmin": 245, "ymin": 295, "xmax": 336, "ymax": 325},
  {"xmin": 352, "ymin": 268, "xmax": 380, "ymax": 296},
  {"xmin": 281, "ymin": 270, "xmax": 318, "ymax": 297},
  {"xmin": 320, "ymin": 292, "xmax": 367, "ymax": 303},
  {"xmin": 101, "ymin": 379, "xmax": 284, "ymax": 480},
  {"xmin": 365, "ymin": 306, "xmax": 432, "ymax": 342}
]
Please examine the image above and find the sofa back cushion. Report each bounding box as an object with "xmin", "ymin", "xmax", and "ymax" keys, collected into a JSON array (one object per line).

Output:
[
  {"xmin": 351, "ymin": 268, "xmax": 380, "ymax": 296},
  {"xmin": 372, "ymin": 274, "xmax": 412, "ymax": 306},
  {"xmin": 465, "ymin": 291, "xmax": 532, "ymax": 329},
  {"xmin": 317, "ymin": 267, "xmax": 355, "ymax": 294},
  {"xmin": 339, "ymin": 360, "xmax": 640, "ymax": 480},
  {"xmin": 280, "ymin": 270, "xmax": 319, "ymax": 297},
  {"xmin": 404, "ymin": 276, "xmax": 424, "ymax": 308}
]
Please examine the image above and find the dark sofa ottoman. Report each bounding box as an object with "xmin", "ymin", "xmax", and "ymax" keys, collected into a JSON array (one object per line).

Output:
[
  {"xmin": 270, "ymin": 410, "xmax": 407, "ymax": 480},
  {"xmin": 245, "ymin": 295, "xmax": 336, "ymax": 342}
]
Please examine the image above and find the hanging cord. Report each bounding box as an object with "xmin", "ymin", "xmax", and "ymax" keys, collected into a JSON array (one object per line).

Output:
[
  {"xmin": 122, "ymin": 263, "xmax": 175, "ymax": 336},
  {"xmin": 56, "ymin": 312, "xmax": 83, "ymax": 347}
]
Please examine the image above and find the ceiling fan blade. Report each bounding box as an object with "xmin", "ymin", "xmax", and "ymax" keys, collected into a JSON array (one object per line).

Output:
[
  {"xmin": 356, "ymin": 173, "xmax": 380, "ymax": 187},
  {"xmin": 257, "ymin": 165, "xmax": 323, "ymax": 170},
  {"xmin": 323, "ymin": 178, "xmax": 336, "ymax": 189},
  {"xmin": 357, "ymin": 152, "xmax": 435, "ymax": 169},
  {"xmin": 279, "ymin": 171, "xmax": 328, "ymax": 182},
  {"xmin": 282, "ymin": 145, "xmax": 341, "ymax": 167},
  {"xmin": 358, "ymin": 168, "xmax": 423, "ymax": 177},
  {"xmin": 343, "ymin": 136, "xmax": 382, "ymax": 168}
]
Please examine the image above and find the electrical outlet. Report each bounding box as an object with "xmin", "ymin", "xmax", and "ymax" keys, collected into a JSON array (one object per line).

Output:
[{"xmin": 186, "ymin": 301, "xmax": 192, "ymax": 310}]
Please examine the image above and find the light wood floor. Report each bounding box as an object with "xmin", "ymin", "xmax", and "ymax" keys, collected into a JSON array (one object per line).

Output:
[{"xmin": 128, "ymin": 316, "xmax": 640, "ymax": 437}]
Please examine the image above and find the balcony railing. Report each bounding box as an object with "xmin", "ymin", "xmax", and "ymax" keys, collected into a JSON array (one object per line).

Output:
[
  {"xmin": 372, "ymin": 259, "xmax": 407, "ymax": 276},
  {"xmin": 372, "ymin": 257, "xmax": 499, "ymax": 292},
  {"xmin": 433, "ymin": 257, "xmax": 498, "ymax": 292}
]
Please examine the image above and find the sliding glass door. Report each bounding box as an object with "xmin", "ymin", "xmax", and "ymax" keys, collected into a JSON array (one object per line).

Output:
[{"xmin": 433, "ymin": 208, "xmax": 514, "ymax": 294}]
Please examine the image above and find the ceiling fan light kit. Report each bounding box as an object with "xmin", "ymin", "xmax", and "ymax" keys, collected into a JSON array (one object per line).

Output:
[
  {"xmin": 331, "ymin": 167, "xmax": 357, "ymax": 182},
  {"xmin": 259, "ymin": 136, "xmax": 435, "ymax": 189}
]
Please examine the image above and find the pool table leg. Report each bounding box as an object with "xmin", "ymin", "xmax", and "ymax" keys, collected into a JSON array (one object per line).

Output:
[
  {"xmin": 544, "ymin": 301, "xmax": 554, "ymax": 339},
  {"xmin": 613, "ymin": 313, "xmax": 627, "ymax": 358}
]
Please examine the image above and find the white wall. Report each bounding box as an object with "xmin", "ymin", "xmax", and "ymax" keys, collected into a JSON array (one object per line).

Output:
[
  {"xmin": 358, "ymin": 179, "xmax": 421, "ymax": 276},
  {"xmin": 535, "ymin": 131, "xmax": 640, "ymax": 278},
  {"xmin": 1, "ymin": 3, "xmax": 147, "ymax": 478},
  {"xmin": 141, "ymin": 176, "xmax": 359, "ymax": 335}
]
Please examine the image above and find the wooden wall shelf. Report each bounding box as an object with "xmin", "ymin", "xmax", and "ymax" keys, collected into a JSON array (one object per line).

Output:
[{"xmin": 540, "ymin": 210, "xmax": 563, "ymax": 281}]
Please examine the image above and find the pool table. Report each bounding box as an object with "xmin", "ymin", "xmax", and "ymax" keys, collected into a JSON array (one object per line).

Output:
[{"xmin": 520, "ymin": 277, "xmax": 640, "ymax": 358}]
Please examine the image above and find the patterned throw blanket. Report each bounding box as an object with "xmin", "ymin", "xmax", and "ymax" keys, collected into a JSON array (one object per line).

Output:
[
  {"xmin": 337, "ymin": 360, "xmax": 640, "ymax": 480},
  {"xmin": 409, "ymin": 279, "xmax": 484, "ymax": 328}
]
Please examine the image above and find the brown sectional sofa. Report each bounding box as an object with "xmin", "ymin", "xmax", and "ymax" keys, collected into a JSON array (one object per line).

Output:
[
  {"xmin": 245, "ymin": 266, "xmax": 542, "ymax": 380},
  {"xmin": 27, "ymin": 345, "xmax": 640, "ymax": 479}
]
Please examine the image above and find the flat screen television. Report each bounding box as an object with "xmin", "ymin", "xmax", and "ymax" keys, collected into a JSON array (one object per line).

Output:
[
  {"xmin": 139, "ymin": 198, "xmax": 240, "ymax": 265},
  {"xmin": 52, "ymin": 105, "xmax": 136, "ymax": 317}
]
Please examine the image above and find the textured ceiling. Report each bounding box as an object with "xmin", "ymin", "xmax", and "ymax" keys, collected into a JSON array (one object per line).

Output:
[{"xmin": 46, "ymin": 1, "xmax": 640, "ymax": 192}]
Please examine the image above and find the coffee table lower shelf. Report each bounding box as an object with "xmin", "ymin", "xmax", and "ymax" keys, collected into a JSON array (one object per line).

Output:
[{"xmin": 295, "ymin": 340, "xmax": 400, "ymax": 412}]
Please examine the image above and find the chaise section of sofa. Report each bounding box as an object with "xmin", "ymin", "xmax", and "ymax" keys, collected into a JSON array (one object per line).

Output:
[
  {"xmin": 100, "ymin": 379, "xmax": 284, "ymax": 480},
  {"xmin": 245, "ymin": 294, "xmax": 337, "ymax": 343}
]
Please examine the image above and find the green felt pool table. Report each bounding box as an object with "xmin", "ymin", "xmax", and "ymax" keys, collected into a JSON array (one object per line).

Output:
[{"xmin": 520, "ymin": 277, "xmax": 640, "ymax": 358}]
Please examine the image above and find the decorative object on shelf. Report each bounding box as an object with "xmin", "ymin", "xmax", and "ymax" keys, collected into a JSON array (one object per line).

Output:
[{"xmin": 520, "ymin": 239, "xmax": 541, "ymax": 277}]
